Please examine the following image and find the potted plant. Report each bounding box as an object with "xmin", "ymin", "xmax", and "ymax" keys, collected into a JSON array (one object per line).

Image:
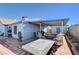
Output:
[{"xmin": 18, "ymin": 31, "xmax": 23, "ymax": 45}]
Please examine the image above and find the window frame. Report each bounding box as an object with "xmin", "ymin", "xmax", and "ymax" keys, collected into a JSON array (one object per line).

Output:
[{"xmin": 14, "ymin": 26, "xmax": 17, "ymax": 34}]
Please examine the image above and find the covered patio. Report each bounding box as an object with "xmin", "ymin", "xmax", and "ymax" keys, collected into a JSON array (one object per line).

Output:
[
  {"xmin": 0, "ymin": 18, "xmax": 72, "ymax": 55},
  {"xmin": 27, "ymin": 18, "xmax": 69, "ymax": 39},
  {"xmin": 29, "ymin": 18, "xmax": 69, "ymax": 34},
  {"xmin": 22, "ymin": 18, "xmax": 70, "ymax": 55}
]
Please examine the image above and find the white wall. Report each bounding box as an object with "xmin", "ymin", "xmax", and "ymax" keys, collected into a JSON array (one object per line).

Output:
[
  {"xmin": 0, "ymin": 23, "xmax": 10, "ymax": 36},
  {"xmin": 51, "ymin": 26, "xmax": 67, "ymax": 34},
  {"xmin": 12, "ymin": 23, "xmax": 40, "ymax": 41},
  {"xmin": 23, "ymin": 23, "xmax": 40, "ymax": 40},
  {"xmin": 42, "ymin": 25, "xmax": 68, "ymax": 34},
  {"xmin": 51, "ymin": 26, "xmax": 62, "ymax": 34},
  {"xmin": 43, "ymin": 26, "xmax": 63, "ymax": 34},
  {"xmin": 4, "ymin": 26, "xmax": 8, "ymax": 36},
  {"xmin": 12, "ymin": 23, "xmax": 23, "ymax": 39},
  {"xmin": 0, "ymin": 23, "xmax": 5, "ymax": 34},
  {"xmin": 12, "ymin": 22, "xmax": 67, "ymax": 41}
]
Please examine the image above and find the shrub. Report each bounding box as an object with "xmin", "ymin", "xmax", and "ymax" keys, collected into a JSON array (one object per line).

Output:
[
  {"xmin": 0, "ymin": 31, "xmax": 4, "ymax": 36},
  {"xmin": 69, "ymin": 36, "xmax": 77, "ymax": 43},
  {"xmin": 18, "ymin": 31, "xmax": 22, "ymax": 42},
  {"xmin": 1, "ymin": 33, "xmax": 4, "ymax": 36}
]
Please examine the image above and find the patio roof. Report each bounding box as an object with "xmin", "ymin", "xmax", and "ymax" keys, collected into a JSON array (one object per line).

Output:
[{"xmin": 30, "ymin": 18, "xmax": 69, "ymax": 26}]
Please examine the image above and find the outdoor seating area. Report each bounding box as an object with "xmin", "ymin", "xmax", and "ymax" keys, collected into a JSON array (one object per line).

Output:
[
  {"xmin": 22, "ymin": 32, "xmax": 67, "ymax": 55},
  {"xmin": 0, "ymin": 33, "xmax": 72, "ymax": 55},
  {"xmin": 33, "ymin": 31, "xmax": 57, "ymax": 40},
  {"xmin": 0, "ymin": 16, "xmax": 71, "ymax": 55}
]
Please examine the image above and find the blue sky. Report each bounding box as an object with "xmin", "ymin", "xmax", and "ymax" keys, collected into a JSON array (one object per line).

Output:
[{"xmin": 0, "ymin": 3, "xmax": 79, "ymax": 25}]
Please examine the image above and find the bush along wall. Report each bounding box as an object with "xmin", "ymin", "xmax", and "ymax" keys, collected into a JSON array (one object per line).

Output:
[{"xmin": 18, "ymin": 31, "xmax": 23, "ymax": 42}]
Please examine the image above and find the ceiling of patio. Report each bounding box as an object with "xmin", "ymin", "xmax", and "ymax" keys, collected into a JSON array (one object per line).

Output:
[
  {"xmin": 42, "ymin": 20, "xmax": 68, "ymax": 26},
  {"xmin": 30, "ymin": 18, "xmax": 69, "ymax": 26}
]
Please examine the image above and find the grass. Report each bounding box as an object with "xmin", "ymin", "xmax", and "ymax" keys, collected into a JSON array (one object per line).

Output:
[{"xmin": 69, "ymin": 37, "xmax": 78, "ymax": 43}]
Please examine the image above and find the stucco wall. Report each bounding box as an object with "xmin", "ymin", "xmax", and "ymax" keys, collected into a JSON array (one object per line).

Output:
[
  {"xmin": 0, "ymin": 23, "xmax": 5, "ymax": 34},
  {"xmin": 12, "ymin": 23, "xmax": 40, "ymax": 41},
  {"xmin": 51, "ymin": 26, "xmax": 67, "ymax": 34},
  {"xmin": 4, "ymin": 26, "xmax": 8, "ymax": 36},
  {"xmin": 23, "ymin": 23, "xmax": 40, "ymax": 40},
  {"xmin": 12, "ymin": 23, "xmax": 23, "ymax": 39},
  {"xmin": 51, "ymin": 26, "xmax": 62, "ymax": 34},
  {"xmin": 12, "ymin": 22, "xmax": 67, "ymax": 42},
  {"xmin": 68, "ymin": 24, "xmax": 79, "ymax": 41},
  {"xmin": 0, "ymin": 23, "xmax": 10, "ymax": 36}
]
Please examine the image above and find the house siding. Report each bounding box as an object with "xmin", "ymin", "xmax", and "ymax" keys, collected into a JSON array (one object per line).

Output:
[
  {"xmin": 0, "ymin": 23, "xmax": 5, "ymax": 35},
  {"xmin": 0, "ymin": 23, "xmax": 11, "ymax": 36},
  {"xmin": 4, "ymin": 26, "xmax": 8, "ymax": 36},
  {"xmin": 23, "ymin": 23, "xmax": 40, "ymax": 40},
  {"xmin": 12, "ymin": 22, "xmax": 40, "ymax": 41},
  {"xmin": 51, "ymin": 26, "xmax": 67, "ymax": 34},
  {"xmin": 12, "ymin": 23, "xmax": 23, "ymax": 39}
]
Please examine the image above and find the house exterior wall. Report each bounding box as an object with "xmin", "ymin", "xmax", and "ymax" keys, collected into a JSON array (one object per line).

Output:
[
  {"xmin": 4, "ymin": 26, "xmax": 8, "ymax": 36},
  {"xmin": 0, "ymin": 23, "xmax": 11, "ymax": 36},
  {"xmin": 23, "ymin": 23, "xmax": 40, "ymax": 40},
  {"xmin": 51, "ymin": 26, "xmax": 67, "ymax": 34},
  {"xmin": 12, "ymin": 23, "xmax": 23, "ymax": 39},
  {"xmin": 12, "ymin": 23, "xmax": 40, "ymax": 41},
  {"xmin": 0, "ymin": 23, "xmax": 5, "ymax": 34},
  {"xmin": 68, "ymin": 24, "xmax": 79, "ymax": 41},
  {"xmin": 51, "ymin": 26, "xmax": 62, "ymax": 34},
  {"xmin": 43, "ymin": 25, "xmax": 68, "ymax": 34}
]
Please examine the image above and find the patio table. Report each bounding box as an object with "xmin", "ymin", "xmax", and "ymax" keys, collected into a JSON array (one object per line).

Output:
[{"xmin": 22, "ymin": 39, "xmax": 55, "ymax": 55}]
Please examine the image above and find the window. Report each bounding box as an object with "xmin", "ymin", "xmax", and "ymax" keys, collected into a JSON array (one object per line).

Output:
[
  {"xmin": 56, "ymin": 27, "xmax": 61, "ymax": 34},
  {"xmin": 14, "ymin": 26, "xmax": 17, "ymax": 34}
]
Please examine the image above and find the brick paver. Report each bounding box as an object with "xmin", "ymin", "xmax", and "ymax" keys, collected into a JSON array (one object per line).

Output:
[
  {"xmin": 0, "ymin": 36, "xmax": 72, "ymax": 55},
  {"xmin": 0, "ymin": 37, "xmax": 30, "ymax": 55},
  {"xmin": 0, "ymin": 44, "xmax": 15, "ymax": 55},
  {"xmin": 54, "ymin": 36, "xmax": 72, "ymax": 55}
]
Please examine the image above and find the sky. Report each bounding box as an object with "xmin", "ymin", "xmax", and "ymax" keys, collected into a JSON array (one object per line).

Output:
[{"xmin": 0, "ymin": 3, "xmax": 79, "ymax": 25}]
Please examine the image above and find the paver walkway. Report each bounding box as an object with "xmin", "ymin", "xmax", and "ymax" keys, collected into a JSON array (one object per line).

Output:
[
  {"xmin": 54, "ymin": 35, "xmax": 72, "ymax": 55},
  {"xmin": 0, "ymin": 36, "xmax": 72, "ymax": 55},
  {"xmin": 0, "ymin": 44, "xmax": 15, "ymax": 55},
  {"xmin": 0, "ymin": 37, "xmax": 30, "ymax": 55}
]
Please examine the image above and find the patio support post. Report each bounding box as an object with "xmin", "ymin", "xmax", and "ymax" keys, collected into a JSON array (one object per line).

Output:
[
  {"xmin": 40, "ymin": 23, "xmax": 42, "ymax": 32},
  {"xmin": 39, "ymin": 23, "xmax": 42, "ymax": 38},
  {"xmin": 62, "ymin": 21, "xmax": 63, "ymax": 33}
]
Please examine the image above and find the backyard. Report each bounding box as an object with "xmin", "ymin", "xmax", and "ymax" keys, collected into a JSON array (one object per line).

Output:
[{"xmin": 0, "ymin": 35, "xmax": 73, "ymax": 55}]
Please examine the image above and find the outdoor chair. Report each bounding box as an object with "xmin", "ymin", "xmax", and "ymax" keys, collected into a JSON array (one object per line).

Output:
[
  {"xmin": 33, "ymin": 32, "xmax": 39, "ymax": 39},
  {"xmin": 44, "ymin": 33, "xmax": 56, "ymax": 40}
]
